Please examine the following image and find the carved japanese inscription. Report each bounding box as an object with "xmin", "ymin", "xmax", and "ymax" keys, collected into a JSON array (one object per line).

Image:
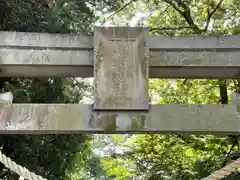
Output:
[{"xmin": 93, "ymin": 27, "xmax": 149, "ymax": 111}]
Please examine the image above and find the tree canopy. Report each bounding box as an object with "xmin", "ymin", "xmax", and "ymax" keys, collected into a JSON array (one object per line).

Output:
[{"xmin": 0, "ymin": 0, "xmax": 240, "ymax": 179}]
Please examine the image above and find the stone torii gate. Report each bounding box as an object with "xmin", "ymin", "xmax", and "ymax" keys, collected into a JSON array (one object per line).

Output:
[
  {"xmin": 0, "ymin": 26, "xmax": 240, "ymax": 179},
  {"xmin": 0, "ymin": 26, "xmax": 240, "ymax": 134}
]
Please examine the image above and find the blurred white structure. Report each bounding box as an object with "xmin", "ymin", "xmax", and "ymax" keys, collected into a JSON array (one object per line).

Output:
[
  {"xmin": 0, "ymin": 92, "xmax": 24, "ymax": 180},
  {"xmin": 231, "ymin": 92, "xmax": 240, "ymax": 117},
  {"xmin": 0, "ymin": 92, "xmax": 13, "ymax": 103},
  {"xmin": 116, "ymin": 114, "xmax": 132, "ymax": 129},
  {"xmin": 101, "ymin": 147, "xmax": 130, "ymax": 157}
]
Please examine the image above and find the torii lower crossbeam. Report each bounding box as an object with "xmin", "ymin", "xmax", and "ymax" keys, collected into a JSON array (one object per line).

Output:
[{"xmin": 0, "ymin": 103, "xmax": 239, "ymax": 135}]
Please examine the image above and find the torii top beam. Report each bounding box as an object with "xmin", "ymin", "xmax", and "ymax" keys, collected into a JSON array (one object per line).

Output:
[{"xmin": 0, "ymin": 28, "xmax": 240, "ymax": 78}]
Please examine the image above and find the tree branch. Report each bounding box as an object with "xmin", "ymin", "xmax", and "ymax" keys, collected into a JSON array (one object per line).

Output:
[
  {"xmin": 163, "ymin": 0, "xmax": 202, "ymax": 34},
  {"xmin": 45, "ymin": 0, "xmax": 66, "ymax": 33},
  {"xmin": 162, "ymin": 0, "xmax": 228, "ymax": 106},
  {"xmin": 159, "ymin": 5, "xmax": 170, "ymax": 17},
  {"xmin": 204, "ymin": 0, "xmax": 224, "ymax": 31},
  {"xmin": 104, "ymin": 0, "xmax": 136, "ymax": 22},
  {"xmin": 162, "ymin": 0, "xmax": 183, "ymax": 14},
  {"xmin": 0, "ymin": 0, "xmax": 7, "ymax": 27},
  {"xmin": 149, "ymin": 26, "xmax": 192, "ymax": 31},
  {"xmin": 219, "ymin": 80, "xmax": 228, "ymax": 104}
]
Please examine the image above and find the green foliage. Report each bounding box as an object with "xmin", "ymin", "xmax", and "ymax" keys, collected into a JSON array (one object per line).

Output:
[
  {"xmin": 1, "ymin": 0, "xmax": 240, "ymax": 179},
  {"xmin": 0, "ymin": 0, "xmax": 124, "ymax": 179},
  {"xmin": 97, "ymin": 0, "xmax": 240, "ymax": 180}
]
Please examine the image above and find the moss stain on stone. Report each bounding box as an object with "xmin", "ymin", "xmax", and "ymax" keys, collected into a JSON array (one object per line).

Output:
[
  {"xmin": 131, "ymin": 115, "xmax": 146, "ymax": 129},
  {"xmin": 103, "ymin": 96, "xmax": 132, "ymax": 108},
  {"xmin": 92, "ymin": 113, "xmax": 117, "ymax": 131},
  {"xmin": 50, "ymin": 105, "xmax": 83, "ymax": 130},
  {"xmin": 137, "ymin": 34, "xmax": 149, "ymax": 81}
]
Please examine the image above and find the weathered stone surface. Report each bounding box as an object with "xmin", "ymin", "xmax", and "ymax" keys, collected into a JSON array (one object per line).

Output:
[
  {"xmin": 0, "ymin": 104, "xmax": 240, "ymax": 134},
  {"xmin": 0, "ymin": 31, "xmax": 92, "ymax": 48},
  {"xmin": 0, "ymin": 48, "xmax": 92, "ymax": 65},
  {"xmin": 1, "ymin": 30, "xmax": 240, "ymax": 49},
  {"xmin": 0, "ymin": 30, "xmax": 240, "ymax": 78},
  {"xmin": 150, "ymin": 51, "xmax": 240, "ymax": 66},
  {"xmin": 148, "ymin": 35, "xmax": 240, "ymax": 49},
  {"xmin": 93, "ymin": 27, "xmax": 149, "ymax": 111},
  {"xmin": 2, "ymin": 49, "xmax": 240, "ymax": 66},
  {"xmin": 1, "ymin": 51, "xmax": 240, "ymax": 78}
]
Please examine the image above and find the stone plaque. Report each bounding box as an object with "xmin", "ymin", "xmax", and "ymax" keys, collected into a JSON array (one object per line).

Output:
[{"xmin": 93, "ymin": 27, "xmax": 149, "ymax": 111}]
